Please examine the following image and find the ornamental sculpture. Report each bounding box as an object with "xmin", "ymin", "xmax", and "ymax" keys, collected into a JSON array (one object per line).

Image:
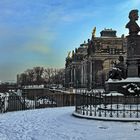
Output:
[{"xmin": 126, "ymin": 9, "xmax": 140, "ymax": 36}]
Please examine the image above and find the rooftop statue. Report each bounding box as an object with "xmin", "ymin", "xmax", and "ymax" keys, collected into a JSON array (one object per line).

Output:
[
  {"xmin": 67, "ymin": 51, "xmax": 71, "ymax": 58},
  {"xmin": 126, "ymin": 9, "xmax": 140, "ymax": 36},
  {"xmin": 92, "ymin": 27, "xmax": 96, "ymax": 38},
  {"xmin": 87, "ymin": 39, "xmax": 95, "ymax": 56}
]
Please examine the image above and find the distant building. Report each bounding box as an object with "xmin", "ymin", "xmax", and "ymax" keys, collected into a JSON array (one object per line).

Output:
[{"xmin": 65, "ymin": 28, "xmax": 127, "ymax": 89}]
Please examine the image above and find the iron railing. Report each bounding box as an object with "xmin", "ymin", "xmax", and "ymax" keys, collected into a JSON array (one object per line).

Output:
[
  {"xmin": 0, "ymin": 92, "xmax": 76, "ymax": 113},
  {"xmin": 75, "ymin": 92, "xmax": 140, "ymax": 119}
]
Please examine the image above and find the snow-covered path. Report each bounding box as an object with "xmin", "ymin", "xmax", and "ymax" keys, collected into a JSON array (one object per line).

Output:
[{"xmin": 0, "ymin": 107, "xmax": 140, "ymax": 140}]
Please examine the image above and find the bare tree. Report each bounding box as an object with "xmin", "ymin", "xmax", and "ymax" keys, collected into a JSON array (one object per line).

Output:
[
  {"xmin": 43, "ymin": 68, "xmax": 54, "ymax": 84},
  {"xmin": 25, "ymin": 69, "xmax": 34, "ymax": 85},
  {"xmin": 33, "ymin": 67, "xmax": 44, "ymax": 85},
  {"xmin": 18, "ymin": 73, "xmax": 28, "ymax": 86},
  {"xmin": 17, "ymin": 67, "xmax": 65, "ymax": 87}
]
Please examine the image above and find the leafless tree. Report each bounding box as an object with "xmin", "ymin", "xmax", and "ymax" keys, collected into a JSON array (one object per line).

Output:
[{"xmin": 17, "ymin": 67, "xmax": 65, "ymax": 87}]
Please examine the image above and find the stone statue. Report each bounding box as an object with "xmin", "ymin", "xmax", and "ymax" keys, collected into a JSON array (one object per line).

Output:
[
  {"xmin": 87, "ymin": 39, "xmax": 91, "ymax": 55},
  {"xmin": 87, "ymin": 39, "xmax": 95, "ymax": 56},
  {"xmin": 75, "ymin": 48, "xmax": 78, "ymax": 53},
  {"xmin": 109, "ymin": 56, "xmax": 127, "ymax": 80},
  {"xmin": 67, "ymin": 51, "xmax": 71, "ymax": 58},
  {"xmin": 72, "ymin": 50, "xmax": 75, "ymax": 59},
  {"xmin": 109, "ymin": 68, "xmax": 122, "ymax": 80},
  {"xmin": 66, "ymin": 56, "xmax": 71, "ymax": 68},
  {"xmin": 126, "ymin": 9, "xmax": 140, "ymax": 36},
  {"xmin": 116, "ymin": 56, "xmax": 127, "ymax": 78}
]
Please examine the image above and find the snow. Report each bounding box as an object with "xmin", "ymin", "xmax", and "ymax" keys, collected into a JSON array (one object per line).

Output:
[
  {"xmin": 24, "ymin": 85, "xmax": 44, "ymax": 89},
  {"xmin": 14, "ymin": 89, "xmax": 22, "ymax": 96},
  {"xmin": 19, "ymin": 96, "xmax": 56, "ymax": 109},
  {"xmin": 122, "ymin": 83, "xmax": 140, "ymax": 94},
  {"xmin": 24, "ymin": 98, "xmax": 37, "ymax": 109},
  {"xmin": 107, "ymin": 77, "xmax": 140, "ymax": 83},
  {"xmin": 73, "ymin": 111, "xmax": 140, "ymax": 122},
  {"xmin": 37, "ymin": 98, "xmax": 56, "ymax": 105},
  {"xmin": 105, "ymin": 91, "xmax": 124, "ymax": 96},
  {"xmin": 0, "ymin": 107, "xmax": 140, "ymax": 140},
  {"xmin": 76, "ymin": 89, "xmax": 105, "ymax": 94}
]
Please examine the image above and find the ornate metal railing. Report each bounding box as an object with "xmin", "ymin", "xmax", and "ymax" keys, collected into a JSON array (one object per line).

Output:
[{"xmin": 75, "ymin": 91, "xmax": 140, "ymax": 119}]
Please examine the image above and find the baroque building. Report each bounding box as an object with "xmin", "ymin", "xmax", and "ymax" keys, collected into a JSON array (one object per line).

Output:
[{"xmin": 65, "ymin": 28, "xmax": 127, "ymax": 89}]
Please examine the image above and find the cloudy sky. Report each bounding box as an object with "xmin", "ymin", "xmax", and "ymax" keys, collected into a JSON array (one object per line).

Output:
[{"xmin": 0, "ymin": 0, "xmax": 140, "ymax": 82}]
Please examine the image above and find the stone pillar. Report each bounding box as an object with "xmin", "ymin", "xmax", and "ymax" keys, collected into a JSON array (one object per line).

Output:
[
  {"xmin": 83, "ymin": 65, "xmax": 85, "ymax": 87},
  {"xmin": 127, "ymin": 59, "xmax": 139, "ymax": 77},
  {"xmin": 71, "ymin": 69, "xmax": 73, "ymax": 85},
  {"xmin": 81, "ymin": 65, "xmax": 84, "ymax": 86},
  {"xmin": 73, "ymin": 68, "xmax": 75, "ymax": 86},
  {"xmin": 90, "ymin": 61, "xmax": 92, "ymax": 86},
  {"xmin": 127, "ymin": 35, "xmax": 140, "ymax": 77},
  {"xmin": 87, "ymin": 60, "xmax": 91, "ymax": 90}
]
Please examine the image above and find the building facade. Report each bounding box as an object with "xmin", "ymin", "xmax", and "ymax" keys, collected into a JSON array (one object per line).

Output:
[{"xmin": 65, "ymin": 28, "xmax": 127, "ymax": 89}]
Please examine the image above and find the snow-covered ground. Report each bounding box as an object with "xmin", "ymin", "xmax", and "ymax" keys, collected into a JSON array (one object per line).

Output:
[{"xmin": 0, "ymin": 107, "xmax": 140, "ymax": 140}]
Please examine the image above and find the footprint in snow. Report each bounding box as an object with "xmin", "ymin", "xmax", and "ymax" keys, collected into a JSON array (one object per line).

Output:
[
  {"xmin": 134, "ymin": 128, "xmax": 140, "ymax": 131},
  {"xmin": 98, "ymin": 126, "xmax": 108, "ymax": 129}
]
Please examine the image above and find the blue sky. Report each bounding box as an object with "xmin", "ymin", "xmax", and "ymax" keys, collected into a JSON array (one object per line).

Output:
[{"xmin": 0, "ymin": 0, "xmax": 140, "ymax": 82}]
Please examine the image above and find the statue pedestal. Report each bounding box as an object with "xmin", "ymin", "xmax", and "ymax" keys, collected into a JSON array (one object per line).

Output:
[
  {"xmin": 127, "ymin": 35, "xmax": 140, "ymax": 77},
  {"xmin": 127, "ymin": 35, "xmax": 140, "ymax": 58},
  {"xmin": 127, "ymin": 58, "xmax": 140, "ymax": 77},
  {"xmin": 105, "ymin": 78, "xmax": 140, "ymax": 94}
]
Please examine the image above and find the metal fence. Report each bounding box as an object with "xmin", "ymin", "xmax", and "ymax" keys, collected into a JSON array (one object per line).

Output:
[
  {"xmin": 0, "ymin": 93, "xmax": 76, "ymax": 113},
  {"xmin": 75, "ymin": 92, "xmax": 140, "ymax": 119}
]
